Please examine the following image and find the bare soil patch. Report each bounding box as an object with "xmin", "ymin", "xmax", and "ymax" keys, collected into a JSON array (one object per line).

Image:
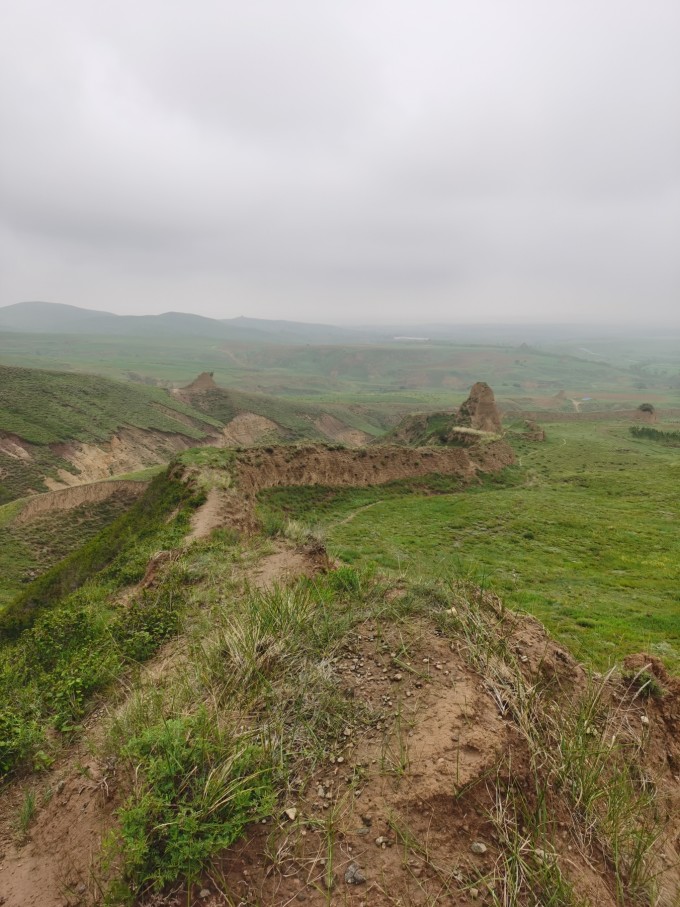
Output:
[
  {"xmin": 313, "ymin": 414, "xmax": 371, "ymax": 448},
  {"xmin": 221, "ymin": 413, "xmax": 281, "ymax": 447},
  {"xmin": 48, "ymin": 427, "xmax": 214, "ymax": 489},
  {"xmin": 182, "ymin": 612, "xmax": 680, "ymax": 907}
]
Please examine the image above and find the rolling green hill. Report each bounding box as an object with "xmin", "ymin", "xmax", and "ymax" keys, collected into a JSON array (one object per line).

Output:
[
  {"xmin": 0, "ymin": 301, "xmax": 379, "ymax": 344},
  {"xmin": 0, "ymin": 365, "xmax": 220, "ymax": 446},
  {"xmin": 0, "ymin": 365, "xmax": 223, "ymax": 503},
  {"xmin": 0, "ymin": 364, "xmax": 401, "ymax": 504},
  {"xmin": 4, "ymin": 328, "xmax": 678, "ymax": 413}
]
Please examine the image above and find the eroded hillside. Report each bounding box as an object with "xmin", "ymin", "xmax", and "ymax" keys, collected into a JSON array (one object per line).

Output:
[
  {"xmin": 0, "ymin": 365, "xmax": 223, "ymax": 501},
  {"xmin": 0, "ymin": 367, "xmax": 396, "ymax": 502}
]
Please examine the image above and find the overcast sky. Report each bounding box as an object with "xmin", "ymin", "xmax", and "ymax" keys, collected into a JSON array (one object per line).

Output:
[{"xmin": 1, "ymin": 0, "xmax": 678, "ymax": 324}]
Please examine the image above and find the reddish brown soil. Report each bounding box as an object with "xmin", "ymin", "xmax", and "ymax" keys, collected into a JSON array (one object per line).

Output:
[
  {"xmin": 179, "ymin": 612, "xmax": 680, "ymax": 907},
  {"xmin": 1, "ymin": 587, "xmax": 679, "ymax": 906}
]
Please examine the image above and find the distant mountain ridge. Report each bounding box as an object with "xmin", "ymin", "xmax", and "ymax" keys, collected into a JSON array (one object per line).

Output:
[{"xmin": 0, "ymin": 301, "xmax": 383, "ymax": 345}]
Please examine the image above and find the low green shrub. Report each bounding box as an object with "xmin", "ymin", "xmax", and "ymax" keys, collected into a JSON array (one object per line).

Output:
[{"xmin": 107, "ymin": 711, "xmax": 273, "ymax": 899}]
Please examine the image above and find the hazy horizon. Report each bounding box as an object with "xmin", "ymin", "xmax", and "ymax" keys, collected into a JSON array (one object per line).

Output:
[
  {"xmin": 1, "ymin": 1, "xmax": 679, "ymax": 325},
  {"xmin": 5, "ymin": 299, "xmax": 680, "ymax": 337}
]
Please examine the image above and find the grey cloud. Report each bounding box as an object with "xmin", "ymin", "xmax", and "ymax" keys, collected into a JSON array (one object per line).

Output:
[{"xmin": 0, "ymin": 0, "xmax": 678, "ymax": 323}]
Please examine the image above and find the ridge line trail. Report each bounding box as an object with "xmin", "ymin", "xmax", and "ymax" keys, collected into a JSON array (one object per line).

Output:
[{"xmin": 187, "ymin": 486, "xmax": 226, "ymax": 541}]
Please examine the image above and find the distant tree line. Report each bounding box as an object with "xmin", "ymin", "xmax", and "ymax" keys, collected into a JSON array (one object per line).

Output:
[{"xmin": 630, "ymin": 424, "xmax": 680, "ymax": 445}]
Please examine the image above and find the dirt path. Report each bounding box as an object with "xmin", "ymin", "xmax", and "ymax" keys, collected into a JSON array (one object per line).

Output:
[
  {"xmin": 333, "ymin": 500, "xmax": 382, "ymax": 528},
  {"xmin": 187, "ymin": 487, "xmax": 229, "ymax": 541}
]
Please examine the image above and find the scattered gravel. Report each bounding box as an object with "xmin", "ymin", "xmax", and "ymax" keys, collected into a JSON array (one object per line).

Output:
[{"xmin": 344, "ymin": 862, "xmax": 367, "ymax": 885}]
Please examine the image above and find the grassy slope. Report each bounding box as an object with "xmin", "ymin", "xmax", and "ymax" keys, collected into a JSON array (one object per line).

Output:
[
  {"xmin": 0, "ymin": 466, "xmax": 205, "ymax": 776},
  {"xmin": 259, "ymin": 421, "xmax": 680, "ymax": 671},
  {"xmin": 186, "ymin": 386, "xmax": 389, "ymax": 439},
  {"xmin": 0, "ymin": 364, "xmax": 221, "ymax": 503},
  {"xmin": 0, "ymin": 364, "xmax": 220, "ymax": 445},
  {"xmin": 0, "ymin": 448, "xmax": 672, "ymax": 902},
  {"xmin": 0, "ymin": 494, "xmax": 669, "ymax": 903},
  {"xmin": 0, "ymin": 489, "xmax": 145, "ymax": 609}
]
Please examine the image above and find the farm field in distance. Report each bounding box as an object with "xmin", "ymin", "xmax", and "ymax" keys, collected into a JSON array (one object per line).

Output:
[
  {"xmin": 259, "ymin": 419, "xmax": 680, "ymax": 671},
  {"xmin": 2, "ymin": 327, "xmax": 680, "ymax": 413}
]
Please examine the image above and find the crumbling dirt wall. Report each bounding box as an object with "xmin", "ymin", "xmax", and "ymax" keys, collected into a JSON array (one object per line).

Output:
[
  {"xmin": 236, "ymin": 441, "xmax": 512, "ymax": 497},
  {"xmin": 195, "ymin": 441, "xmax": 515, "ymax": 533},
  {"xmin": 14, "ymin": 480, "xmax": 147, "ymax": 524}
]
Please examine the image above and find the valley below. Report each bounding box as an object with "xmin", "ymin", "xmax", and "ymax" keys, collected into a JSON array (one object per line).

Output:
[{"xmin": 0, "ymin": 314, "xmax": 679, "ymax": 906}]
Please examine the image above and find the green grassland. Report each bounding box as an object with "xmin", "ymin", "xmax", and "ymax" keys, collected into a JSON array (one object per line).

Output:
[
  {"xmin": 3, "ymin": 331, "xmax": 680, "ymax": 411},
  {"xmin": 0, "ymin": 445, "xmax": 75, "ymax": 505},
  {"xmin": 259, "ymin": 420, "xmax": 680, "ymax": 671},
  {"xmin": 0, "ymin": 364, "xmax": 220, "ymax": 445},
  {"xmin": 0, "ymin": 468, "xmax": 204, "ymax": 777}
]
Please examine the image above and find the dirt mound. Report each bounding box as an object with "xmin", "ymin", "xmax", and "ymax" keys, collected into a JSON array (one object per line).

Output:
[
  {"xmin": 313, "ymin": 414, "xmax": 371, "ymax": 448},
  {"xmin": 250, "ymin": 541, "xmax": 330, "ymax": 589},
  {"xmin": 13, "ymin": 480, "xmax": 147, "ymax": 525},
  {"xmin": 2, "ymin": 550, "xmax": 679, "ymax": 905},
  {"xmin": 456, "ymin": 381, "xmax": 503, "ymax": 433},
  {"xmin": 216, "ymin": 620, "xmax": 514, "ymax": 907},
  {"xmin": 204, "ymin": 609, "xmax": 680, "ymax": 906},
  {"xmin": 221, "ymin": 412, "xmax": 281, "ymax": 446},
  {"xmin": 182, "ymin": 371, "xmax": 218, "ymax": 393}
]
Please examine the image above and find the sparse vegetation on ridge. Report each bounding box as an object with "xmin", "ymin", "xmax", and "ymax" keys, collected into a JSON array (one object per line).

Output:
[
  {"xmin": 100, "ymin": 547, "xmax": 678, "ymax": 903},
  {"xmin": 0, "ymin": 416, "xmax": 678, "ymax": 904},
  {"xmin": 0, "ymin": 468, "xmax": 205, "ymax": 777}
]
